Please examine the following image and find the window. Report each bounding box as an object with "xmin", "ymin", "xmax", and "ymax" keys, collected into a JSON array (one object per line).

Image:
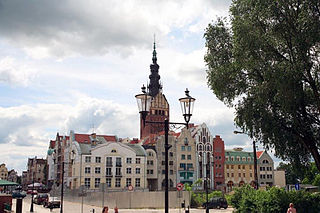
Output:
[
  {"xmin": 170, "ymin": 170, "xmax": 173, "ymax": 175},
  {"xmin": 136, "ymin": 168, "xmax": 140, "ymax": 174},
  {"xmin": 231, "ymin": 173, "xmax": 234, "ymax": 177},
  {"xmin": 180, "ymin": 163, "xmax": 186, "ymax": 169},
  {"xmin": 162, "ymin": 161, "xmax": 165, "ymax": 165},
  {"xmin": 231, "ymin": 157, "xmax": 234, "ymax": 161},
  {"xmin": 106, "ymin": 168, "xmax": 112, "ymax": 176},
  {"xmin": 126, "ymin": 168, "xmax": 132, "ymax": 174},
  {"xmin": 181, "ymin": 154, "xmax": 186, "ymax": 160},
  {"xmin": 111, "ymin": 149, "xmax": 117, "ymax": 153},
  {"xmin": 187, "ymin": 155, "xmax": 191, "ymax": 160},
  {"xmin": 187, "ymin": 163, "xmax": 193, "ymax": 169},
  {"xmin": 147, "ymin": 169, "xmax": 153, "ymax": 174},
  {"xmin": 242, "ymin": 157, "xmax": 246, "ymax": 161},
  {"xmin": 237, "ymin": 157, "xmax": 240, "ymax": 161},
  {"xmin": 136, "ymin": 158, "xmax": 141, "ymax": 164},
  {"xmin": 162, "ymin": 152, "xmax": 165, "ymax": 156},
  {"xmin": 239, "ymin": 173, "xmax": 241, "ymax": 177},
  {"xmin": 148, "ymin": 152, "xmax": 153, "ymax": 157},
  {"xmin": 95, "ymin": 167, "xmax": 101, "ymax": 174},
  {"xmin": 85, "ymin": 167, "xmax": 91, "ymax": 174},
  {"xmin": 126, "ymin": 178, "xmax": 132, "ymax": 187},
  {"xmin": 169, "ymin": 152, "xmax": 173, "ymax": 157},
  {"xmin": 106, "ymin": 157, "xmax": 112, "ymax": 166},
  {"xmin": 227, "ymin": 173, "xmax": 229, "ymax": 177},
  {"xmin": 238, "ymin": 165, "xmax": 241, "ymax": 169},
  {"xmin": 162, "ymin": 170, "xmax": 165, "ymax": 174},
  {"xmin": 85, "ymin": 156, "xmax": 91, "ymax": 163},
  {"xmin": 242, "ymin": 165, "xmax": 245, "ymax": 169},
  {"xmin": 135, "ymin": 178, "xmax": 140, "ymax": 187},
  {"xmin": 247, "ymin": 157, "xmax": 251, "ymax": 161},
  {"xmin": 226, "ymin": 156, "xmax": 229, "ymax": 161},
  {"xmin": 184, "ymin": 138, "xmax": 188, "ymax": 145},
  {"xmin": 126, "ymin": 158, "xmax": 132, "ymax": 164},
  {"xmin": 187, "ymin": 146, "xmax": 191, "ymax": 151},
  {"xmin": 95, "ymin": 157, "xmax": 101, "ymax": 163},
  {"xmin": 115, "ymin": 178, "xmax": 121, "ymax": 187},
  {"xmin": 116, "ymin": 157, "xmax": 122, "ymax": 167},
  {"xmin": 147, "ymin": 160, "xmax": 153, "ymax": 165},
  {"xmin": 231, "ymin": 165, "xmax": 234, "ymax": 169},
  {"xmin": 169, "ymin": 161, "xmax": 173, "ymax": 165},
  {"xmin": 116, "ymin": 168, "xmax": 121, "ymax": 176},
  {"xmin": 106, "ymin": 178, "xmax": 111, "ymax": 187},
  {"xmin": 85, "ymin": 178, "xmax": 90, "ymax": 188},
  {"xmin": 249, "ymin": 165, "xmax": 252, "ymax": 170},
  {"xmin": 181, "ymin": 146, "xmax": 185, "ymax": 151},
  {"xmin": 243, "ymin": 173, "xmax": 245, "ymax": 177},
  {"xmin": 95, "ymin": 178, "xmax": 100, "ymax": 188},
  {"xmin": 226, "ymin": 165, "xmax": 229, "ymax": 169}
]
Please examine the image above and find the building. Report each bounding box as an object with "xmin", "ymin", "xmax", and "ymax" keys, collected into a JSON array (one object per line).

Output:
[
  {"xmin": 26, "ymin": 157, "xmax": 47, "ymax": 185},
  {"xmin": 274, "ymin": 170, "xmax": 286, "ymax": 188},
  {"xmin": 21, "ymin": 171, "xmax": 28, "ymax": 189},
  {"xmin": 212, "ymin": 135, "xmax": 225, "ymax": 190},
  {"xmin": 0, "ymin": 164, "xmax": 8, "ymax": 180},
  {"xmin": 224, "ymin": 148, "xmax": 255, "ymax": 192},
  {"xmin": 257, "ymin": 150, "xmax": 274, "ymax": 187},
  {"xmin": 191, "ymin": 123, "xmax": 214, "ymax": 189},
  {"xmin": 139, "ymin": 43, "xmax": 169, "ymax": 139},
  {"xmin": 175, "ymin": 127, "xmax": 197, "ymax": 186},
  {"xmin": 7, "ymin": 169, "xmax": 18, "ymax": 183},
  {"xmin": 70, "ymin": 137, "xmax": 147, "ymax": 191}
]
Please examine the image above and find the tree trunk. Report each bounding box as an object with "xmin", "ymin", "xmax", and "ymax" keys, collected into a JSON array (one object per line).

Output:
[{"xmin": 308, "ymin": 142, "xmax": 320, "ymax": 171}]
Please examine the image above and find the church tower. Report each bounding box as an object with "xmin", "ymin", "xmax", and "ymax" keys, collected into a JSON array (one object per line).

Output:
[{"xmin": 140, "ymin": 42, "xmax": 169, "ymax": 139}]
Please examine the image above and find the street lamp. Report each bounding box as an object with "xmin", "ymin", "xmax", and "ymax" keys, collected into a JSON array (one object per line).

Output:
[
  {"xmin": 30, "ymin": 171, "xmax": 35, "ymax": 212},
  {"xmin": 136, "ymin": 87, "xmax": 195, "ymax": 213},
  {"xmin": 199, "ymin": 151, "xmax": 211, "ymax": 213},
  {"xmin": 233, "ymin": 130, "xmax": 259, "ymax": 190}
]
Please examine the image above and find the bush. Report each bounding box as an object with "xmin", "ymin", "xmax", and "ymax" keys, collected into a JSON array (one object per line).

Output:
[
  {"xmin": 190, "ymin": 190, "xmax": 224, "ymax": 207},
  {"xmin": 230, "ymin": 185, "xmax": 320, "ymax": 213}
]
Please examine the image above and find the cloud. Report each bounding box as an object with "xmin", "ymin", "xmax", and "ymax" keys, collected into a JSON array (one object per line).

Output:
[
  {"xmin": 0, "ymin": 57, "xmax": 37, "ymax": 86},
  {"xmin": 0, "ymin": 0, "xmax": 231, "ymax": 59}
]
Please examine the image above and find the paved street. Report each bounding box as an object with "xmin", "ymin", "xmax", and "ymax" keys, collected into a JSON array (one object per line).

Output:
[{"xmin": 12, "ymin": 196, "xmax": 234, "ymax": 213}]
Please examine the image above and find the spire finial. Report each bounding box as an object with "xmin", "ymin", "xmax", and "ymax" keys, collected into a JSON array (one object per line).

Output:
[{"xmin": 152, "ymin": 35, "xmax": 157, "ymax": 64}]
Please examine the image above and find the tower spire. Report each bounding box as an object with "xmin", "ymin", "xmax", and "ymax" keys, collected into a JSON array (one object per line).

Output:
[{"xmin": 152, "ymin": 35, "xmax": 157, "ymax": 64}]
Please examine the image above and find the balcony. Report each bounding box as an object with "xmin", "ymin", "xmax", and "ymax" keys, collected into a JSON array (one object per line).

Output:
[
  {"xmin": 106, "ymin": 163, "xmax": 113, "ymax": 167},
  {"xmin": 116, "ymin": 163, "xmax": 122, "ymax": 167}
]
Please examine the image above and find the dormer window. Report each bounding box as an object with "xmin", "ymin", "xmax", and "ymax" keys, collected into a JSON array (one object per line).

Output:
[{"xmin": 111, "ymin": 149, "xmax": 117, "ymax": 153}]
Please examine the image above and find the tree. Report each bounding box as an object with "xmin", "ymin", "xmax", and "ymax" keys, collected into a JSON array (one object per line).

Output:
[{"xmin": 204, "ymin": 0, "xmax": 320, "ymax": 170}]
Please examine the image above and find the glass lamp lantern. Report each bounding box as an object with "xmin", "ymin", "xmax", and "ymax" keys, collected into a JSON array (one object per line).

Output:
[
  {"xmin": 135, "ymin": 85, "xmax": 152, "ymax": 121},
  {"xmin": 179, "ymin": 88, "xmax": 195, "ymax": 125}
]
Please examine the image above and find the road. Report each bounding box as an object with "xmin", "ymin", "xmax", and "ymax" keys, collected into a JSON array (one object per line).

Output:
[{"xmin": 12, "ymin": 196, "xmax": 234, "ymax": 213}]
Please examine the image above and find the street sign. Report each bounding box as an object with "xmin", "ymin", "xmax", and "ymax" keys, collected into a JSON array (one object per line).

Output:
[
  {"xmin": 176, "ymin": 183, "xmax": 184, "ymax": 191},
  {"xmin": 295, "ymin": 183, "xmax": 300, "ymax": 190},
  {"xmin": 128, "ymin": 185, "xmax": 134, "ymax": 191}
]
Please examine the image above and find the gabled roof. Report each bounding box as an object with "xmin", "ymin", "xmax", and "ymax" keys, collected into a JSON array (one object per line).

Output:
[{"xmin": 256, "ymin": 151, "xmax": 264, "ymax": 159}]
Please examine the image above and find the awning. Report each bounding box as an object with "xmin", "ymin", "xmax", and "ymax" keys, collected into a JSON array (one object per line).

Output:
[{"xmin": 0, "ymin": 180, "xmax": 18, "ymax": 186}]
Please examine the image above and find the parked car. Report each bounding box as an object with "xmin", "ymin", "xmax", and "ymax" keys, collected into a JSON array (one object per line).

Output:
[
  {"xmin": 33, "ymin": 193, "xmax": 49, "ymax": 205},
  {"xmin": 43, "ymin": 197, "xmax": 61, "ymax": 208},
  {"xmin": 27, "ymin": 189, "xmax": 38, "ymax": 195},
  {"xmin": 202, "ymin": 197, "xmax": 228, "ymax": 209},
  {"xmin": 11, "ymin": 190, "xmax": 27, "ymax": 199}
]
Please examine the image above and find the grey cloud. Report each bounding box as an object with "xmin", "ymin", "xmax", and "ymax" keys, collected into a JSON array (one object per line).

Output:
[{"xmin": 0, "ymin": 0, "xmax": 155, "ymax": 58}]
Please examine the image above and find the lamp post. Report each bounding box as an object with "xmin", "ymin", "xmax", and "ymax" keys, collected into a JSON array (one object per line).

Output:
[
  {"xmin": 199, "ymin": 151, "xmax": 211, "ymax": 213},
  {"xmin": 233, "ymin": 131, "xmax": 258, "ymax": 190},
  {"xmin": 30, "ymin": 171, "xmax": 35, "ymax": 212},
  {"xmin": 136, "ymin": 87, "xmax": 195, "ymax": 213}
]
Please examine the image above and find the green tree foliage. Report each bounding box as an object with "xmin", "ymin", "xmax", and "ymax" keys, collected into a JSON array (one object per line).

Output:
[
  {"xmin": 230, "ymin": 185, "xmax": 320, "ymax": 212},
  {"xmin": 277, "ymin": 162, "xmax": 319, "ymax": 184},
  {"xmin": 204, "ymin": 0, "xmax": 320, "ymax": 170}
]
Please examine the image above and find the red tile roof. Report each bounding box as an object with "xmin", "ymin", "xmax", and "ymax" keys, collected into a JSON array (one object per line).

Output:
[
  {"xmin": 256, "ymin": 151, "xmax": 264, "ymax": 159},
  {"xmin": 74, "ymin": 133, "xmax": 117, "ymax": 143}
]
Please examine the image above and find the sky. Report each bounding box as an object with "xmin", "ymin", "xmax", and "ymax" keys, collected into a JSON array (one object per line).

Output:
[{"xmin": 0, "ymin": 0, "xmax": 281, "ymax": 174}]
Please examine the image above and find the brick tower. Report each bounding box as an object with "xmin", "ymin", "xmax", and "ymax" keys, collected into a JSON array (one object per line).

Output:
[{"xmin": 140, "ymin": 42, "xmax": 169, "ymax": 139}]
